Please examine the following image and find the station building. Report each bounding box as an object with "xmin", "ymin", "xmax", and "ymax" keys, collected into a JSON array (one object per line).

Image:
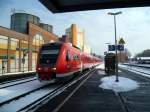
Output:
[
  {"xmin": 118, "ymin": 51, "xmax": 128, "ymax": 63},
  {"xmin": 0, "ymin": 13, "xmax": 58, "ymax": 74}
]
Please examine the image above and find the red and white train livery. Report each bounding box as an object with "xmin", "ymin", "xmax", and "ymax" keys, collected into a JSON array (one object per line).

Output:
[{"xmin": 36, "ymin": 42, "xmax": 101, "ymax": 81}]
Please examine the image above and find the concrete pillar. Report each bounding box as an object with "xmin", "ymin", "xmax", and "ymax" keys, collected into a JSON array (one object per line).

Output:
[
  {"xmin": 18, "ymin": 40, "xmax": 22, "ymax": 72},
  {"xmin": 7, "ymin": 37, "xmax": 11, "ymax": 73},
  {"xmin": 28, "ymin": 36, "xmax": 32, "ymax": 71}
]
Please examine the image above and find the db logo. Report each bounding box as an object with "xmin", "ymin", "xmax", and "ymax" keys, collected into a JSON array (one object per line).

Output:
[
  {"xmin": 67, "ymin": 65, "xmax": 71, "ymax": 68},
  {"xmin": 44, "ymin": 68, "xmax": 49, "ymax": 71}
]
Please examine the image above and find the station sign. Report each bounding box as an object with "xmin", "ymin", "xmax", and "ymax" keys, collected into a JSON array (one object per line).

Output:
[
  {"xmin": 108, "ymin": 45, "xmax": 115, "ymax": 51},
  {"xmin": 108, "ymin": 45, "xmax": 124, "ymax": 51},
  {"xmin": 117, "ymin": 44, "xmax": 124, "ymax": 51}
]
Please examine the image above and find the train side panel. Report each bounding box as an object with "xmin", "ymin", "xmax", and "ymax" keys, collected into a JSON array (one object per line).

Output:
[{"xmin": 56, "ymin": 44, "xmax": 82, "ymax": 78}]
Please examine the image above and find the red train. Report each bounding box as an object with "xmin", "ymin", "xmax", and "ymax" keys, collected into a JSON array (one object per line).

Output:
[{"xmin": 36, "ymin": 42, "xmax": 101, "ymax": 81}]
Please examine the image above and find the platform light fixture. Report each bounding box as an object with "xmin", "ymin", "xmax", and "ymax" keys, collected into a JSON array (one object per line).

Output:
[{"xmin": 107, "ymin": 11, "xmax": 122, "ymax": 82}]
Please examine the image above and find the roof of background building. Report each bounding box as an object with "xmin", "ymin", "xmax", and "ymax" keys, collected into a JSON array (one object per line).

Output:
[
  {"xmin": 0, "ymin": 26, "xmax": 29, "ymax": 40},
  {"xmin": 39, "ymin": 0, "xmax": 150, "ymax": 13}
]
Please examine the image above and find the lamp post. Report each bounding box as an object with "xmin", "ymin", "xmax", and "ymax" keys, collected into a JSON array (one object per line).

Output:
[{"xmin": 108, "ymin": 11, "xmax": 122, "ymax": 82}]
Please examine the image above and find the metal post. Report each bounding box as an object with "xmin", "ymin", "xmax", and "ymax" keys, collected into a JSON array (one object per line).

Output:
[
  {"xmin": 108, "ymin": 11, "xmax": 122, "ymax": 82},
  {"xmin": 2, "ymin": 60, "xmax": 4, "ymax": 75},
  {"xmin": 23, "ymin": 62, "xmax": 24, "ymax": 72},
  {"xmin": 114, "ymin": 15, "xmax": 119, "ymax": 82}
]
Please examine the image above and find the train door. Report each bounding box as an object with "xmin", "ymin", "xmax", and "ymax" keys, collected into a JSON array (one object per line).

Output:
[
  {"xmin": 70, "ymin": 49, "xmax": 79, "ymax": 72},
  {"xmin": 66, "ymin": 50, "xmax": 72, "ymax": 72}
]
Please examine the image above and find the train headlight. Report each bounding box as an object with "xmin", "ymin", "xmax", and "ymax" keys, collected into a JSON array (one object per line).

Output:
[
  {"xmin": 52, "ymin": 68, "xmax": 56, "ymax": 72},
  {"xmin": 37, "ymin": 67, "xmax": 42, "ymax": 71}
]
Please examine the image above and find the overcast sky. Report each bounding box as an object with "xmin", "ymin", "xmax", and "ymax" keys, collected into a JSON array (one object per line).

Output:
[{"xmin": 0, "ymin": 0, "xmax": 150, "ymax": 56}]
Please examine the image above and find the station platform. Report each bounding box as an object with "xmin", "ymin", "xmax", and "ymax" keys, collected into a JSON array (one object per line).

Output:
[
  {"xmin": 36, "ymin": 67, "xmax": 150, "ymax": 112},
  {"xmin": 57, "ymin": 69, "xmax": 125, "ymax": 112},
  {"xmin": 0, "ymin": 71, "xmax": 35, "ymax": 83}
]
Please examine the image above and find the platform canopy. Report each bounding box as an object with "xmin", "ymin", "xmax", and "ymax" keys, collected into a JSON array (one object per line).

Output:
[{"xmin": 39, "ymin": 0, "xmax": 150, "ymax": 13}]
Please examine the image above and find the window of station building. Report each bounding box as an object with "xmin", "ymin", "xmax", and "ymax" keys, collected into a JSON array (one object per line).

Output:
[
  {"xmin": 34, "ymin": 16, "xmax": 39, "ymax": 25},
  {"xmin": 21, "ymin": 40, "xmax": 28, "ymax": 72},
  {"xmin": 17, "ymin": 14, "xmax": 26, "ymax": 21},
  {"xmin": 0, "ymin": 35, "xmax": 8, "ymax": 75},
  {"xmin": 32, "ymin": 34, "xmax": 44, "ymax": 70},
  {"xmin": 48, "ymin": 26, "xmax": 51, "ymax": 32},
  {"xmin": 68, "ymin": 37, "xmax": 72, "ymax": 43},
  {"xmin": 10, "ymin": 38, "xmax": 19, "ymax": 73},
  {"xmin": 28, "ymin": 15, "xmax": 34, "ymax": 23}
]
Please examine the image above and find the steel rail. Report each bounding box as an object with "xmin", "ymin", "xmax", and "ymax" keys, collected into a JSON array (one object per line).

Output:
[
  {"xmin": 0, "ymin": 72, "xmax": 36, "ymax": 85},
  {"xmin": 123, "ymin": 63, "xmax": 150, "ymax": 69},
  {"xmin": 0, "ymin": 77, "xmax": 37, "ymax": 89},
  {"xmin": 0, "ymin": 82, "xmax": 54, "ymax": 106},
  {"xmin": 51, "ymin": 69, "xmax": 96, "ymax": 112},
  {"xmin": 18, "ymin": 69, "xmax": 95, "ymax": 112},
  {"xmin": 121, "ymin": 64, "xmax": 150, "ymax": 76}
]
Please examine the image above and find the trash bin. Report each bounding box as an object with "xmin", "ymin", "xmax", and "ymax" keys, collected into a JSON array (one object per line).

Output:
[{"xmin": 105, "ymin": 53, "xmax": 116, "ymax": 74}]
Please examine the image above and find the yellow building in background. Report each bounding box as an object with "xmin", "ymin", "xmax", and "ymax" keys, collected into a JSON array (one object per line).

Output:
[
  {"xmin": 65, "ymin": 24, "xmax": 91, "ymax": 54},
  {"xmin": 83, "ymin": 45, "xmax": 91, "ymax": 54},
  {"xmin": 66, "ymin": 24, "xmax": 77, "ymax": 47}
]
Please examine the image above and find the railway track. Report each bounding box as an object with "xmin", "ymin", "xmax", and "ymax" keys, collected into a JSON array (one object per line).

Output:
[
  {"xmin": 0, "ymin": 69, "xmax": 95, "ymax": 112},
  {"xmin": 0, "ymin": 76, "xmax": 37, "ymax": 89},
  {"xmin": 120, "ymin": 64, "xmax": 150, "ymax": 75},
  {"xmin": 123, "ymin": 63, "xmax": 150, "ymax": 69},
  {"xmin": 51, "ymin": 69, "xmax": 95, "ymax": 112}
]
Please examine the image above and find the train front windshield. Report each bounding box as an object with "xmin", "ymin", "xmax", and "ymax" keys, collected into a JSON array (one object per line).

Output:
[{"xmin": 39, "ymin": 44, "xmax": 61, "ymax": 66}]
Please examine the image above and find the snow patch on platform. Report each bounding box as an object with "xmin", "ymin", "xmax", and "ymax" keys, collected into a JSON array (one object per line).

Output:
[
  {"xmin": 99, "ymin": 76, "xmax": 139, "ymax": 92},
  {"xmin": 98, "ymin": 71, "xmax": 105, "ymax": 75},
  {"xmin": 96, "ymin": 63, "xmax": 105, "ymax": 70}
]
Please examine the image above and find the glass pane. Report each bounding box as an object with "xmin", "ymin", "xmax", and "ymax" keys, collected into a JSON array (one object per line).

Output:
[
  {"xmin": 32, "ymin": 34, "xmax": 44, "ymax": 70},
  {"xmin": 0, "ymin": 35, "xmax": 8, "ymax": 75},
  {"xmin": 10, "ymin": 38, "xmax": 19, "ymax": 73},
  {"xmin": 21, "ymin": 40, "xmax": 28, "ymax": 72}
]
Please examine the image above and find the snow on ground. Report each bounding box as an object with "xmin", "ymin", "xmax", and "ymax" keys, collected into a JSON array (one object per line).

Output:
[
  {"xmin": 96, "ymin": 63, "xmax": 105, "ymax": 70},
  {"xmin": 0, "ymin": 88, "xmax": 54, "ymax": 112},
  {"xmin": 119, "ymin": 64, "xmax": 150, "ymax": 78},
  {"xmin": 0, "ymin": 80, "xmax": 51, "ymax": 103},
  {"xmin": 0, "ymin": 89, "xmax": 12, "ymax": 96},
  {"xmin": 96, "ymin": 63, "xmax": 122, "ymax": 72},
  {"xmin": 99, "ymin": 76, "xmax": 139, "ymax": 92},
  {"xmin": 97, "ymin": 70, "xmax": 105, "ymax": 75}
]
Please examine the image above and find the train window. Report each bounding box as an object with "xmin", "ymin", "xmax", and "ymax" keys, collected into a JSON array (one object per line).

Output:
[
  {"xmin": 73, "ymin": 54, "xmax": 80, "ymax": 61},
  {"xmin": 73, "ymin": 55, "xmax": 77, "ymax": 60},
  {"xmin": 39, "ymin": 45, "xmax": 60, "ymax": 66},
  {"xmin": 77, "ymin": 55, "xmax": 80, "ymax": 60},
  {"xmin": 41, "ymin": 50, "xmax": 59, "ymax": 54},
  {"xmin": 42, "ymin": 43, "xmax": 61, "ymax": 50},
  {"xmin": 66, "ymin": 50, "xmax": 71, "ymax": 61}
]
